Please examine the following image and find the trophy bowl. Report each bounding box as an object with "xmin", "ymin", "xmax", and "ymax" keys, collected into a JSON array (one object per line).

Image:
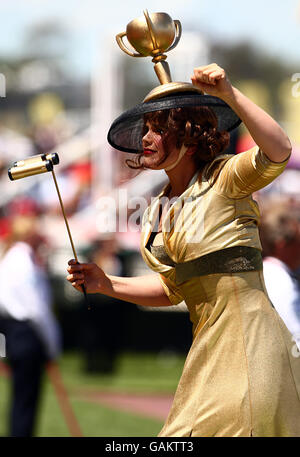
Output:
[
  {"xmin": 126, "ymin": 12, "xmax": 177, "ymax": 57},
  {"xmin": 116, "ymin": 10, "xmax": 201, "ymax": 100}
]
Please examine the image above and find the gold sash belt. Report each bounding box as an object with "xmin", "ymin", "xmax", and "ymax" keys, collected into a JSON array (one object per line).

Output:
[{"xmin": 149, "ymin": 245, "xmax": 263, "ymax": 285}]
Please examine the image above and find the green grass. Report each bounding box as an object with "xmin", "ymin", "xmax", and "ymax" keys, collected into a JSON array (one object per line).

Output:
[
  {"xmin": 61, "ymin": 350, "xmax": 186, "ymax": 393},
  {"xmin": 0, "ymin": 351, "xmax": 186, "ymax": 437}
]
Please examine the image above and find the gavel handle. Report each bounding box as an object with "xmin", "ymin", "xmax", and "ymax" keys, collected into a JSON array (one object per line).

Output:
[
  {"xmin": 51, "ymin": 169, "xmax": 92, "ymax": 310},
  {"xmin": 79, "ymin": 280, "xmax": 91, "ymax": 311}
]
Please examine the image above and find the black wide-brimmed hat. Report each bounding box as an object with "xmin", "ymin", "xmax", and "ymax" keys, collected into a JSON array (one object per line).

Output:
[{"xmin": 107, "ymin": 92, "xmax": 242, "ymax": 154}]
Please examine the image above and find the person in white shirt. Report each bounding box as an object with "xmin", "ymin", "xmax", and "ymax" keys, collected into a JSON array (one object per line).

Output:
[
  {"xmin": 260, "ymin": 204, "xmax": 300, "ymax": 352},
  {"xmin": 0, "ymin": 199, "xmax": 61, "ymax": 436}
]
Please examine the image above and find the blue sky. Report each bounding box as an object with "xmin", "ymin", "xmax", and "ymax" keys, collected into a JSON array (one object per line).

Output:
[{"xmin": 0, "ymin": 0, "xmax": 299, "ymax": 78}]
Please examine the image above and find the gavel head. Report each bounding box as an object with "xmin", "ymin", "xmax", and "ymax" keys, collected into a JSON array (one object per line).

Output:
[{"xmin": 8, "ymin": 152, "xmax": 59, "ymax": 181}]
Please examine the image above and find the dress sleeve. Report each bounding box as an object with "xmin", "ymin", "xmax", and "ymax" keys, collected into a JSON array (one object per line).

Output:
[
  {"xmin": 215, "ymin": 146, "xmax": 290, "ymax": 198},
  {"xmin": 159, "ymin": 274, "xmax": 184, "ymax": 306}
]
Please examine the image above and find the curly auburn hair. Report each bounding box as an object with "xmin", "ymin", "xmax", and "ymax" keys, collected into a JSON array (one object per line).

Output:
[{"xmin": 126, "ymin": 105, "xmax": 230, "ymax": 170}]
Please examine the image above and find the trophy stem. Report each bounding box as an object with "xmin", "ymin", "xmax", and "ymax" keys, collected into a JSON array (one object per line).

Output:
[{"xmin": 153, "ymin": 60, "xmax": 172, "ymax": 85}]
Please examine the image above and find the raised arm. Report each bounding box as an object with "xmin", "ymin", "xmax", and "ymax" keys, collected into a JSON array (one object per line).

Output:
[
  {"xmin": 191, "ymin": 64, "xmax": 292, "ymax": 163},
  {"xmin": 66, "ymin": 260, "xmax": 172, "ymax": 307}
]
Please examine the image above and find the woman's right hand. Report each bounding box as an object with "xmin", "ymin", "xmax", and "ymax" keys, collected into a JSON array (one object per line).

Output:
[{"xmin": 66, "ymin": 259, "xmax": 111, "ymax": 295}]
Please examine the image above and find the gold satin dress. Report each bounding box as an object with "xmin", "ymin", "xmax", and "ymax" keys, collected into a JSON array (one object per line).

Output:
[{"xmin": 140, "ymin": 147, "xmax": 300, "ymax": 437}]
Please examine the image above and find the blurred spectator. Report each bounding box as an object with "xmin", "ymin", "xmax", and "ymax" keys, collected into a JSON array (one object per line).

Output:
[
  {"xmin": 260, "ymin": 204, "xmax": 300, "ymax": 350},
  {"xmin": 0, "ymin": 197, "xmax": 61, "ymax": 436}
]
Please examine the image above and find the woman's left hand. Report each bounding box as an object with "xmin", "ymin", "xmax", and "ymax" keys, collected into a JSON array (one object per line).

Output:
[{"xmin": 191, "ymin": 64, "xmax": 234, "ymax": 101}]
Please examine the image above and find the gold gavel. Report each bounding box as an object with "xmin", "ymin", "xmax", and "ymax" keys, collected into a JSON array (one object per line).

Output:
[{"xmin": 8, "ymin": 153, "xmax": 92, "ymax": 310}]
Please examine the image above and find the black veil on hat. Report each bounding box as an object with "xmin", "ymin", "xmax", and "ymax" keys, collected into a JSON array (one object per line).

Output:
[
  {"xmin": 107, "ymin": 10, "xmax": 242, "ymax": 154},
  {"xmin": 108, "ymin": 93, "xmax": 241, "ymax": 154}
]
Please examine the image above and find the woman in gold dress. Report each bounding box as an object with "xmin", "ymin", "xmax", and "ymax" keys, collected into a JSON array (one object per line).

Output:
[{"xmin": 67, "ymin": 64, "xmax": 300, "ymax": 436}]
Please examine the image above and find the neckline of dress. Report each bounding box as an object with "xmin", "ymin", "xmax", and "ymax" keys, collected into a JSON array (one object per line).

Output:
[{"xmin": 162, "ymin": 168, "xmax": 201, "ymax": 200}]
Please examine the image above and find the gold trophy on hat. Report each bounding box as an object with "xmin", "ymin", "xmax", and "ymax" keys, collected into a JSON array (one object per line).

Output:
[{"xmin": 116, "ymin": 10, "xmax": 202, "ymax": 101}]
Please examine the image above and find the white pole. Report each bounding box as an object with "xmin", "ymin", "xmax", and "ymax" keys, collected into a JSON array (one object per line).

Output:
[{"xmin": 91, "ymin": 37, "xmax": 124, "ymax": 199}]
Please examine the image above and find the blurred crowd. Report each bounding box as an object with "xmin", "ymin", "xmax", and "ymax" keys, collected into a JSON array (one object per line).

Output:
[{"xmin": 0, "ymin": 119, "xmax": 126, "ymax": 436}]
